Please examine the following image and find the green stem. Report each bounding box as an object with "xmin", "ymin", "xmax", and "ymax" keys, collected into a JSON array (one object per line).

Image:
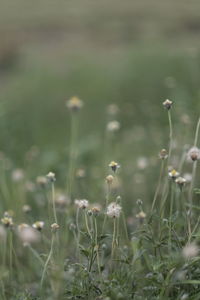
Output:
[
  {"xmin": 94, "ymin": 219, "xmax": 102, "ymax": 279},
  {"xmin": 151, "ymin": 160, "xmax": 164, "ymax": 213},
  {"xmin": 52, "ymin": 183, "xmax": 57, "ymax": 224},
  {"xmin": 41, "ymin": 234, "xmax": 55, "ymax": 287},
  {"xmin": 168, "ymin": 183, "xmax": 174, "ymax": 252}
]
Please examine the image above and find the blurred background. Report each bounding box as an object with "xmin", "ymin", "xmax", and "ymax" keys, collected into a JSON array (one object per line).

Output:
[{"xmin": 0, "ymin": 0, "xmax": 200, "ymax": 210}]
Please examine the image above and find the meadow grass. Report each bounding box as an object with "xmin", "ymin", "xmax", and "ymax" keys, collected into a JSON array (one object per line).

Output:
[{"xmin": 0, "ymin": 94, "xmax": 200, "ymax": 299}]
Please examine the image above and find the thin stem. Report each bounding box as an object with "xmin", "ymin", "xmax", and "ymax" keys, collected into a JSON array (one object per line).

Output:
[
  {"xmin": 151, "ymin": 160, "xmax": 164, "ymax": 213},
  {"xmin": 75, "ymin": 208, "xmax": 80, "ymax": 259},
  {"xmin": 168, "ymin": 110, "xmax": 173, "ymax": 163},
  {"xmin": 102, "ymin": 185, "xmax": 111, "ymax": 234},
  {"xmin": 111, "ymin": 218, "xmax": 117, "ymax": 260},
  {"xmin": 52, "ymin": 183, "xmax": 57, "ymax": 224},
  {"xmin": 84, "ymin": 211, "xmax": 92, "ymax": 239},
  {"xmin": 94, "ymin": 219, "xmax": 102, "ymax": 279},
  {"xmin": 27, "ymin": 244, "xmax": 44, "ymax": 267},
  {"xmin": 41, "ymin": 234, "xmax": 55, "ymax": 287},
  {"xmin": 168, "ymin": 182, "xmax": 175, "ymax": 252},
  {"xmin": 67, "ymin": 114, "xmax": 78, "ymax": 198},
  {"xmin": 9, "ymin": 230, "xmax": 13, "ymax": 279}
]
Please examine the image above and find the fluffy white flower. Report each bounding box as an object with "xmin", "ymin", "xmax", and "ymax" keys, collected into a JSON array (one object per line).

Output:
[
  {"xmin": 74, "ymin": 199, "xmax": 89, "ymax": 209},
  {"xmin": 106, "ymin": 202, "xmax": 122, "ymax": 218},
  {"xmin": 187, "ymin": 147, "xmax": 200, "ymax": 162}
]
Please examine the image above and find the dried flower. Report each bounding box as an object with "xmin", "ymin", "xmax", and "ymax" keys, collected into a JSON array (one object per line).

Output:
[
  {"xmin": 109, "ymin": 161, "xmax": 120, "ymax": 173},
  {"xmin": 106, "ymin": 202, "xmax": 122, "ymax": 218},
  {"xmin": 32, "ymin": 221, "xmax": 44, "ymax": 231},
  {"xmin": 163, "ymin": 99, "xmax": 173, "ymax": 110},
  {"xmin": 1, "ymin": 216, "xmax": 13, "ymax": 227},
  {"xmin": 36, "ymin": 176, "xmax": 47, "ymax": 187},
  {"xmin": 74, "ymin": 199, "xmax": 89, "ymax": 209},
  {"xmin": 136, "ymin": 211, "xmax": 146, "ymax": 219},
  {"xmin": 18, "ymin": 226, "xmax": 40, "ymax": 245},
  {"xmin": 182, "ymin": 243, "xmax": 199, "ymax": 259},
  {"xmin": 159, "ymin": 149, "xmax": 168, "ymax": 160},
  {"xmin": 12, "ymin": 168, "xmax": 25, "ymax": 182},
  {"xmin": 168, "ymin": 169, "xmax": 180, "ymax": 180},
  {"xmin": 22, "ymin": 204, "xmax": 32, "ymax": 213},
  {"xmin": 175, "ymin": 177, "xmax": 187, "ymax": 189},
  {"xmin": 106, "ymin": 175, "xmax": 114, "ymax": 185},
  {"xmin": 91, "ymin": 205, "xmax": 101, "ymax": 217},
  {"xmin": 46, "ymin": 172, "xmax": 56, "ymax": 182},
  {"xmin": 187, "ymin": 146, "xmax": 200, "ymax": 162},
  {"xmin": 107, "ymin": 121, "xmax": 120, "ymax": 132},
  {"xmin": 55, "ymin": 194, "xmax": 70, "ymax": 207},
  {"xmin": 66, "ymin": 96, "xmax": 83, "ymax": 112},
  {"xmin": 51, "ymin": 223, "xmax": 60, "ymax": 232}
]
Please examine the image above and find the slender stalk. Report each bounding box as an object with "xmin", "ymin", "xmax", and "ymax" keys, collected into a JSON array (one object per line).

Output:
[
  {"xmin": 75, "ymin": 208, "xmax": 80, "ymax": 258},
  {"xmin": 167, "ymin": 110, "xmax": 173, "ymax": 163},
  {"xmin": 41, "ymin": 234, "xmax": 55, "ymax": 287},
  {"xmin": 51, "ymin": 183, "xmax": 57, "ymax": 224},
  {"xmin": 111, "ymin": 218, "xmax": 117, "ymax": 260},
  {"xmin": 9, "ymin": 230, "xmax": 13, "ymax": 279},
  {"xmin": 151, "ymin": 160, "xmax": 164, "ymax": 213},
  {"xmin": 168, "ymin": 182, "xmax": 175, "ymax": 252},
  {"xmin": 102, "ymin": 184, "xmax": 111, "ymax": 234},
  {"xmin": 27, "ymin": 244, "xmax": 44, "ymax": 267},
  {"xmin": 67, "ymin": 114, "xmax": 78, "ymax": 198},
  {"xmin": 94, "ymin": 219, "xmax": 102, "ymax": 279},
  {"xmin": 84, "ymin": 211, "xmax": 92, "ymax": 239},
  {"xmin": 188, "ymin": 117, "xmax": 200, "ymax": 234}
]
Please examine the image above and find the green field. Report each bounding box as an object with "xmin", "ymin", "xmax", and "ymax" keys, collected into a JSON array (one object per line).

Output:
[{"xmin": 0, "ymin": 1, "xmax": 200, "ymax": 299}]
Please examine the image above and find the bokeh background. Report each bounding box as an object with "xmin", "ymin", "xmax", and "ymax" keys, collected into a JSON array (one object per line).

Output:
[{"xmin": 0, "ymin": 0, "xmax": 200, "ymax": 213}]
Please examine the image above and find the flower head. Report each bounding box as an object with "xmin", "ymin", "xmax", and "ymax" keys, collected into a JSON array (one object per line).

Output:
[
  {"xmin": 187, "ymin": 147, "xmax": 200, "ymax": 162},
  {"xmin": 46, "ymin": 172, "xmax": 56, "ymax": 182},
  {"xmin": 182, "ymin": 243, "xmax": 199, "ymax": 259},
  {"xmin": 51, "ymin": 223, "xmax": 60, "ymax": 232},
  {"xmin": 36, "ymin": 176, "xmax": 47, "ymax": 187},
  {"xmin": 168, "ymin": 169, "xmax": 180, "ymax": 180},
  {"xmin": 136, "ymin": 211, "xmax": 146, "ymax": 219},
  {"xmin": 109, "ymin": 161, "xmax": 120, "ymax": 173},
  {"xmin": 18, "ymin": 225, "xmax": 40, "ymax": 245},
  {"xmin": 32, "ymin": 221, "xmax": 44, "ymax": 231},
  {"xmin": 175, "ymin": 176, "xmax": 187, "ymax": 189},
  {"xmin": 1, "ymin": 212, "xmax": 13, "ymax": 228},
  {"xmin": 106, "ymin": 175, "xmax": 114, "ymax": 185},
  {"xmin": 159, "ymin": 149, "xmax": 168, "ymax": 160},
  {"xmin": 66, "ymin": 96, "xmax": 83, "ymax": 112},
  {"xmin": 74, "ymin": 199, "xmax": 89, "ymax": 209},
  {"xmin": 163, "ymin": 99, "xmax": 173, "ymax": 110},
  {"xmin": 107, "ymin": 121, "xmax": 120, "ymax": 132},
  {"xmin": 106, "ymin": 202, "xmax": 122, "ymax": 218}
]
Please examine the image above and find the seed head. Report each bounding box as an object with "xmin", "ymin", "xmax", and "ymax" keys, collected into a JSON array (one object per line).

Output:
[
  {"xmin": 51, "ymin": 223, "xmax": 60, "ymax": 232},
  {"xmin": 22, "ymin": 204, "xmax": 32, "ymax": 213},
  {"xmin": 187, "ymin": 146, "xmax": 200, "ymax": 162},
  {"xmin": 46, "ymin": 172, "xmax": 56, "ymax": 182},
  {"xmin": 66, "ymin": 96, "xmax": 83, "ymax": 112},
  {"xmin": 182, "ymin": 243, "xmax": 199, "ymax": 259},
  {"xmin": 136, "ymin": 211, "xmax": 146, "ymax": 219},
  {"xmin": 91, "ymin": 205, "xmax": 101, "ymax": 217},
  {"xmin": 159, "ymin": 149, "xmax": 168, "ymax": 160},
  {"xmin": 175, "ymin": 177, "xmax": 187, "ymax": 189},
  {"xmin": 32, "ymin": 221, "xmax": 44, "ymax": 231},
  {"xmin": 18, "ymin": 225, "xmax": 40, "ymax": 245},
  {"xmin": 109, "ymin": 161, "xmax": 120, "ymax": 173},
  {"xmin": 74, "ymin": 199, "xmax": 89, "ymax": 209},
  {"xmin": 106, "ymin": 202, "xmax": 122, "ymax": 218},
  {"xmin": 106, "ymin": 175, "xmax": 114, "ymax": 185},
  {"xmin": 36, "ymin": 176, "xmax": 47, "ymax": 187},
  {"xmin": 163, "ymin": 99, "xmax": 173, "ymax": 110},
  {"xmin": 1, "ymin": 216, "xmax": 13, "ymax": 228}
]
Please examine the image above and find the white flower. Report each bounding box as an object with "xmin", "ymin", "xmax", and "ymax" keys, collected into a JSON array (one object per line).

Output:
[
  {"xmin": 12, "ymin": 169, "xmax": 24, "ymax": 182},
  {"xmin": 18, "ymin": 226, "xmax": 40, "ymax": 244},
  {"xmin": 46, "ymin": 172, "xmax": 56, "ymax": 182},
  {"xmin": 187, "ymin": 146, "xmax": 200, "ymax": 162},
  {"xmin": 107, "ymin": 121, "xmax": 120, "ymax": 132},
  {"xmin": 106, "ymin": 202, "xmax": 122, "ymax": 218},
  {"xmin": 32, "ymin": 221, "xmax": 45, "ymax": 231},
  {"xmin": 182, "ymin": 243, "xmax": 199, "ymax": 259},
  {"xmin": 74, "ymin": 199, "xmax": 89, "ymax": 209},
  {"xmin": 168, "ymin": 169, "xmax": 180, "ymax": 180}
]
